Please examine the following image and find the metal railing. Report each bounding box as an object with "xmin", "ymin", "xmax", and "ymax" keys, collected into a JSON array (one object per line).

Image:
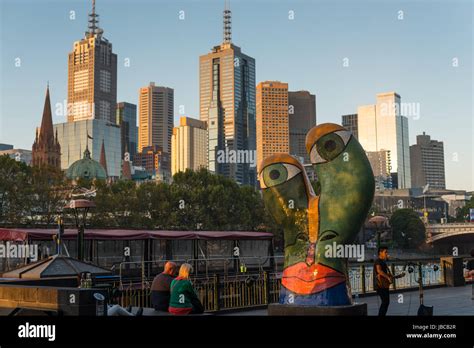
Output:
[
  {"xmin": 115, "ymin": 258, "xmax": 449, "ymax": 312},
  {"xmin": 348, "ymin": 260, "xmax": 444, "ymax": 295},
  {"xmin": 116, "ymin": 255, "xmax": 280, "ymax": 286},
  {"xmin": 117, "ymin": 272, "xmax": 279, "ymax": 311}
]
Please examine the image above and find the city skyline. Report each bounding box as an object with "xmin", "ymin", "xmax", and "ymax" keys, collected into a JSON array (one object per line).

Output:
[{"xmin": 0, "ymin": 0, "xmax": 472, "ymax": 189}]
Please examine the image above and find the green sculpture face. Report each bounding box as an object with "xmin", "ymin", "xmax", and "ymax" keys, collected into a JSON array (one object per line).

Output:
[
  {"xmin": 260, "ymin": 159, "xmax": 314, "ymax": 268},
  {"xmin": 310, "ymin": 129, "xmax": 375, "ymax": 263},
  {"xmin": 259, "ymin": 123, "xmax": 375, "ymax": 306}
]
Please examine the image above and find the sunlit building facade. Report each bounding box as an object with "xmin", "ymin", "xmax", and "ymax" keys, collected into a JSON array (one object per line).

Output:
[
  {"xmin": 171, "ymin": 117, "xmax": 208, "ymax": 175},
  {"xmin": 67, "ymin": 1, "xmax": 117, "ymax": 123},
  {"xmin": 138, "ymin": 82, "xmax": 174, "ymax": 154},
  {"xmin": 256, "ymin": 81, "xmax": 289, "ymax": 173},
  {"xmin": 358, "ymin": 92, "xmax": 411, "ymax": 188}
]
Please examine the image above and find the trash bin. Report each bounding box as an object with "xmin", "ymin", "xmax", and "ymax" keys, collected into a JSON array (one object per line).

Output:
[{"xmin": 94, "ymin": 292, "xmax": 106, "ymax": 316}]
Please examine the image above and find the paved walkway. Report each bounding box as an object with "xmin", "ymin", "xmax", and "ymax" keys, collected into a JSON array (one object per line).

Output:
[{"xmin": 221, "ymin": 285, "xmax": 474, "ymax": 316}]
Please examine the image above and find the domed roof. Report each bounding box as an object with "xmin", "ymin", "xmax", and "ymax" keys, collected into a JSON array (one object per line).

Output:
[{"xmin": 66, "ymin": 147, "xmax": 107, "ymax": 180}]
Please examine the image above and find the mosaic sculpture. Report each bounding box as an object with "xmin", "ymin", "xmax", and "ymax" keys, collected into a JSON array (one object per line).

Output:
[{"xmin": 259, "ymin": 123, "xmax": 375, "ymax": 306}]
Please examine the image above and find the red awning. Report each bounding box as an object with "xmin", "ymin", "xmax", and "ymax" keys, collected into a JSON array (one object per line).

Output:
[
  {"xmin": 0, "ymin": 228, "xmax": 28, "ymax": 242},
  {"xmin": 0, "ymin": 228, "xmax": 273, "ymax": 241}
]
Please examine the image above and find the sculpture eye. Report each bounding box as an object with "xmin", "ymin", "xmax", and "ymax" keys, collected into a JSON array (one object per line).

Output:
[
  {"xmin": 260, "ymin": 163, "xmax": 301, "ymax": 189},
  {"xmin": 319, "ymin": 230, "xmax": 338, "ymax": 242},
  {"xmin": 310, "ymin": 130, "xmax": 351, "ymax": 164}
]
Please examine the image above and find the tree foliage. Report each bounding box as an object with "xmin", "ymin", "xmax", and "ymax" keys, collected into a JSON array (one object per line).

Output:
[
  {"xmin": 0, "ymin": 155, "xmax": 69, "ymax": 227},
  {"xmin": 0, "ymin": 158, "xmax": 276, "ymax": 233},
  {"xmin": 390, "ymin": 208, "xmax": 426, "ymax": 249},
  {"xmin": 455, "ymin": 196, "xmax": 474, "ymax": 222},
  {"xmin": 89, "ymin": 168, "xmax": 268, "ymax": 231}
]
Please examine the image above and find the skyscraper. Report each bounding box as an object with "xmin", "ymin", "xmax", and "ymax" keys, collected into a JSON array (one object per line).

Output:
[
  {"xmin": 171, "ymin": 117, "xmax": 208, "ymax": 175},
  {"xmin": 199, "ymin": 4, "xmax": 256, "ymax": 185},
  {"xmin": 256, "ymin": 81, "xmax": 289, "ymax": 172},
  {"xmin": 32, "ymin": 86, "xmax": 61, "ymax": 169},
  {"xmin": 55, "ymin": 0, "xmax": 121, "ymax": 177},
  {"xmin": 138, "ymin": 82, "xmax": 174, "ymax": 154},
  {"xmin": 357, "ymin": 92, "xmax": 411, "ymax": 189},
  {"xmin": 116, "ymin": 102, "xmax": 138, "ymax": 160},
  {"xmin": 410, "ymin": 132, "xmax": 446, "ymax": 189},
  {"xmin": 341, "ymin": 114, "xmax": 358, "ymax": 139},
  {"xmin": 67, "ymin": 0, "xmax": 117, "ymax": 123},
  {"xmin": 288, "ymin": 91, "xmax": 316, "ymax": 164}
]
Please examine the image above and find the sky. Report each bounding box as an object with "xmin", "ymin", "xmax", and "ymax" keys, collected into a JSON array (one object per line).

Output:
[{"xmin": 0, "ymin": 0, "xmax": 472, "ymax": 190}]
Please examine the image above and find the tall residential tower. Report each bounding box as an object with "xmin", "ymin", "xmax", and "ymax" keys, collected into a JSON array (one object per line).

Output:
[{"xmin": 410, "ymin": 132, "xmax": 446, "ymax": 189}]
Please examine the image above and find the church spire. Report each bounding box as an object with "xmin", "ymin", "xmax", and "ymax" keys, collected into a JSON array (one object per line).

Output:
[
  {"xmin": 32, "ymin": 84, "xmax": 61, "ymax": 169},
  {"xmin": 99, "ymin": 139, "xmax": 108, "ymax": 176},
  {"xmin": 39, "ymin": 85, "xmax": 54, "ymax": 142}
]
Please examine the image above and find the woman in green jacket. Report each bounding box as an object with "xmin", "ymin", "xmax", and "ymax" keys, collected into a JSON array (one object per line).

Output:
[{"xmin": 168, "ymin": 263, "xmax": 204, "ymax": 315}]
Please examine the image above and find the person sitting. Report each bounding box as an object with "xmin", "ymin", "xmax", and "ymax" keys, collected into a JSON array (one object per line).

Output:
[
  {"xmin": 151, "ymin": 261, "xmax": 177, "ymax": 311},
  {"xmin": 107, "ymin": 289, "xmax": 143, "ymax": 316},
  {"xmin": 168, "ymin": 263, "xmax": 204, "ymax": 315}
]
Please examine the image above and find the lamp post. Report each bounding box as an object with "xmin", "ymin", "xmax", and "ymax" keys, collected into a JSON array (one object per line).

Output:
[
  {"xmin": 56, "ymin": 215, "xmax": 65, "ymax": 255},
  {"xmin": 65, "ymin": 199, "xmax": 95, "ymax": 261}
]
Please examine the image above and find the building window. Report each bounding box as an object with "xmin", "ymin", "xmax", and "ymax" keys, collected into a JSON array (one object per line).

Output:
[{"xmin": 99, "ymin": 70, "xmax": 111, "ymax": 93}]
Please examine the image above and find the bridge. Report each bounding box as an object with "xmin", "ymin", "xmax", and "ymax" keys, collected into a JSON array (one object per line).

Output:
[{"xmin": 426, "ymin": 223, "xmax": 474, "ymax": 243}]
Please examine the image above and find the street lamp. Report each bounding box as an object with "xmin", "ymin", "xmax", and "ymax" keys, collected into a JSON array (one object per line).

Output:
[{"xmin": 65, "ymin": 199, "xmax": 96, "ymax": 261}]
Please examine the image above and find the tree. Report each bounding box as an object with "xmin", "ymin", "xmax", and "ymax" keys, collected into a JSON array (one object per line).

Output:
[
  {"xmin": 170, "ymin": 168, "xmax": 268, "ymax": 231},
  {"xmin": 390, "ymin": 209, "xmax": 426, "ymax": 249},
  {"xmin": 0, "ymin": 155, "xmax": 32, "ymax": 226},
  {"xmin": 455, "ymin": 196, "xmax": 474, "ymax": 222},
  {"xmin": 0, "ymin": 161, "xmax": 281, "ymax": 234},
  {"xmin": 29, "ymin": 165, "xmax": 70, "ymax": 227}
]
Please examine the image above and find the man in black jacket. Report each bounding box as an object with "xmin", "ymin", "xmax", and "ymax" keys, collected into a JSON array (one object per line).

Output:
[{"xmin": 151, "ymin": 262, "xmax": 177, "ymax": 311}]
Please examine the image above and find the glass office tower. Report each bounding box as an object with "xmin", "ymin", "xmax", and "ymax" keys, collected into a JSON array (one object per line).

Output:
[{"xmin": 199, "ymin": 6, "xmax": 256, "ymax": 186}]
